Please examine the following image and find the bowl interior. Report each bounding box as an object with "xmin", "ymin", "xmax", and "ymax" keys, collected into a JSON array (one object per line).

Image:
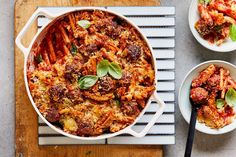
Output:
[
  {"xmin": 179, "ymin": 60, "xmax": 236, "ymax": 134},
  {"xmin": 189, "ymin": 0, "xmax": 236, "ymax": 52}
]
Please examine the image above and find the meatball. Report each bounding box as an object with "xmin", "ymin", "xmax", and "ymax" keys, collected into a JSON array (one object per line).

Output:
[
  {"xmin": 127, "ymin": 44, "xmax": 142, "ymax": 61},
  {"xmin": 195, "ymin": 19, "xmax": 212, "ymax": 36},
  {"xmin": 76, "ymin": 120, "xmax": 93, "ymax": 136},
  {"xmin": 119, "ymin": 72, "xmax": 132, "ymax": 87},
  {"xmin": 98, "ymin": 76, "xmax": 115, "ymax": 94},
  {"xmin": 105, "ymin": 24, "xmax": 122, "ymax": 38},
  {"xmin": 190, "ymin": 87, "xmax": 208, "ymax": 104},
  {"xmin": 45, "ymin": 107, "xmax": 60, "ymax": 122},
  {"xmin": 66, "ymin": 88, "xmax": 84, "ymax": 104},
  {"xmin": 49, "ymin": 85, "xmax": 66, "ymax": 102},
  {"xmin": 121, "ymin": 101, "xmax": 140, "ymax": 116},
  {"xmin": 64, "ymin": 64, "xmax": 81, "ymax": 83},
  {"xmin": 79, "ymin": 44, "xmax": 98, "ymax": 56}
]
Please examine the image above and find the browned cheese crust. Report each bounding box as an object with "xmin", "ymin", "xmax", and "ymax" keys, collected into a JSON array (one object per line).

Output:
[{"xmin": 27, "ymin": 10, "xmax": 155, "ymax": 136}]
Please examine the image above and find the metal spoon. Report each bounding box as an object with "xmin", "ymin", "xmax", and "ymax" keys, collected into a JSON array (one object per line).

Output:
[{"xmin": 184, "ymin": 98, "xmax": 202, "ymax": 157}]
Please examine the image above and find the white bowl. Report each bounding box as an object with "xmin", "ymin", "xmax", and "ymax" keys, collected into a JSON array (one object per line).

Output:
[
  {"xmin": 189, "ymin": 0, "xmax": 236, "ymax": 52},
  {"xmin": 179, "ymin": 60, "xmax": 236, "ymax": 134}
]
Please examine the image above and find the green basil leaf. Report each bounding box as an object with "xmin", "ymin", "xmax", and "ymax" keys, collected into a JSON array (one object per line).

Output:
[
  {"xmin": 225, "ymin": 88, "xmax": 236, "ymax": 107},
  {"xmin": 199, "ymin": 0, "xmax": 211, "ymax": 4},
  {"xmin": 230, "ymin": 24, "xmax": 236, "ymax": 41},
  {"xmin": 97, "ymin": 59, "xmax": 109, "ymax": 77},
  {"xmin": 77, "ymin": 20, "xmax": 91, "ymax": 29},
  {"xmin": 108, "ymin": 62, "xmax": 122, "ymax": 79},
  {"xmin": 216, "ymin": 99, "xmax": 225, "ymax": 109},
  {"xmin": 115, "ymin": 100, "xmax": 120, "ymax": 106},
  {"xmin": 70, "ymin": 44, "xmax": 78, "ymax": 56},
  {"xmin": 78, "ymin": 75, "xmax": 98, "ymax": 89},
  {"xmin": 36, "ymin": 54, "xmax": 43, "ymax": 63}
]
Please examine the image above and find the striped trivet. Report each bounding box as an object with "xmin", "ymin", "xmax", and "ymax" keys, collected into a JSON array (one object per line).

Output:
[{"xmin": 37, "ymin": 6, "xmax": 175, "ymax": 145}]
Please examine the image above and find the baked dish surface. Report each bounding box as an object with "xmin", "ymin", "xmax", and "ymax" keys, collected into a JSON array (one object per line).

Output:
[{"xmin": 27, "ymin": 10, "xmax": 155, "ymax": 136}]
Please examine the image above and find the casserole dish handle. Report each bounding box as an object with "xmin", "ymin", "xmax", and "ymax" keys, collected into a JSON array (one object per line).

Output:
[
  {"xmin": 15, "ymin": 8, "xmax": 55, "ymax": 57},
  {"xmin": 126, "ymin": 92, "xmax": 165, "ymax": 137}
]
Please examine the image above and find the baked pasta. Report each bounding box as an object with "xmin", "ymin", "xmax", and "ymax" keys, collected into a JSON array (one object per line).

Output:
[
  {"xmin": 27, "ymin": 10, "xmax": 155, "ymax": 136},
  {"xmin": 195, "ymin": 0, "xmax": 236, "ymax": 45},
  {"xmin": 190, "ymin": 64, "xmax": 236, "ymax": 129}
]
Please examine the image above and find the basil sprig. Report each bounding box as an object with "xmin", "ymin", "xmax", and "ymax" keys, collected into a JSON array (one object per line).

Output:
[
  {"xmin": 78, "ymin": 75, "xmax": 98, "ymax": 89},
  {"xmin": 108, "ymin": 62, "xmax": 122, "ymax": 79},
  {"xmin": 77, "ymin": 20, "xmax": 91, "ymax": 29},
  {"xmin": 97, "ymin": 59, "xmax": 109, "ymax": 77},
  {"xmin": 78, "ymin": 60, "xmax": 122, "ymax": 89},
  {"xmin": 97, "ymin": 59, "xmax": 122, "ymax": 79},
  {"xmin": 225, "ymin": 88, "xmax": 236, "ymax": 107},
  {"xmin": 216, "ymin": 99, "xmax": 225, "ymax": 109},
  {"xmin": 199, "ymin": 0, "xmax": 211, "ymax": 4},
  {"xmin": 230, "ymin": 24, "xmax": 236, "ymax": 41}
]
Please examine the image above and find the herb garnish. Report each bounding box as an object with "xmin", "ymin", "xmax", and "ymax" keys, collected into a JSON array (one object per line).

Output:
[
  {"xmin": 97, "ymin": 59, "xmax": 122, "ymax": 79},
  {"xmin": 70, "ymin": 44, "xmax": 78, "ymax": 56},
  {"xmin": 97, "ymin": 59, "xmax": 109, "ymax": 77},
  {"xmin": 199, "ymin": 0, "xmax": 211, "ymax": 5},
  {"xmin": 78, "ymin": 75, "xmax": 98, "ymax": 89},
  {"xmin": 78, "ymin": 60, "xmax": 122, "ymax": 89},
  {"xmin": 225, "ymin": 88, "xmax": 236, "ymax": 107},
  {"xmin": 230, "ymin": 24, "xmax": 236, "ymax": 41},
  {"xmin": 77, "ymin": 20, "xmax": 91, "ymax": 29},
  {"xmin": 216, "ymin": 99, "xmax": 225, "ymax": 109}
]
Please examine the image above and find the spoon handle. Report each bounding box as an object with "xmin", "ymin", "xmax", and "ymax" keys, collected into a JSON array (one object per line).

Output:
[{"xmin": 184, "ymin": 107, "xmax": 198, "ymax": 157}]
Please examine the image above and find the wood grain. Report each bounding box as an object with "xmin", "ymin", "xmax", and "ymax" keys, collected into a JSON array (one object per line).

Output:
[{"xmin": 14, "ymin": 0, "xmax": 162, "ymax": 157}]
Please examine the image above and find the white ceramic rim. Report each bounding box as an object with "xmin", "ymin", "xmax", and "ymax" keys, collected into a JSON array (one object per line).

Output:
[
  {"xmin": 179, "ymin": 60, "xmax": 236, "ymax": 135},
  {"xmin": 15, "ymin": 7, "xmax": 166, "ymax": 140},
  {"xmin": 188, "ymin": 0, "xmax": 236, "ymax": 52}
]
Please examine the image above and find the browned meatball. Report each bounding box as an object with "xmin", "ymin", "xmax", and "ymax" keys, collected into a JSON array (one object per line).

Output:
[
  {"xmin": 79, "ymin": 44, "xmax": 98, "ymax": 56},
  {"xmin": 49, "ymin": 85, "xmax": 66, "ymax": 102},
  {"xmin": 64, "ymin": 64, "xmax": 81, "ymax": 83},
  {"xmin": 127, "ymin": 45, "xmax": 142, "ymax": 61},
  {"xmin": 76, "ymin": 120, "xmax": 93, "ymax": 136},
  {"xmin": 121, "ymin": 101, "xmax": 140, "ymax": 116},
  {"xmin": 190, "ymin": 87, "xmax": 208, "ymax": 104},
  {"xmin": 98, "ymin": 76, "xmax": 115, "ymax": 94},
  {"xmin": 66, "ymin": 88, "xmax": 84, "ymax": 104},
  {"xmin": 119, "ymin": 72, "xmax": 132, "ymax": 87},
  {"xmin": 45, "ymin": 107, "xmax": 60, "ymax": 122}
]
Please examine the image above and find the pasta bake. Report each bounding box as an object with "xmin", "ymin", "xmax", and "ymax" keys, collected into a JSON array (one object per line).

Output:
[{"xmin": 27, "ymin": 10, "xmax": 155, "ymax": 136}]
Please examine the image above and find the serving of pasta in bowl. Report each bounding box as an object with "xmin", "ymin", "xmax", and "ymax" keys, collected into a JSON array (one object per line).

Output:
[
  {"xmin": 15, "ymin": 8, "xmax": 165, "ymax": 140},
  {"xmin": 189, "ymin": 0, "xmax": 236, "ymax": 52},
  {"xmin": 179, "ymin": 60, "xmax": 236, "ymax": 134}
]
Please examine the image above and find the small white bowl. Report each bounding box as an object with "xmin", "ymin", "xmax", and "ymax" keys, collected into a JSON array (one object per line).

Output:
[
  {"xmin": 179, "ymin": 60, "xmax": 236, "ymax": 134},
  {"xmin": 189, "ymin": 0, "xmax": 236, "ymax": 52}
]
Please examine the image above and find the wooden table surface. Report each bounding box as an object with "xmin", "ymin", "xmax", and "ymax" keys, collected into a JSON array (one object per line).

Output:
[{"xmin": 14, "ymin": 0, "xmax": 162, "ymax": 157}]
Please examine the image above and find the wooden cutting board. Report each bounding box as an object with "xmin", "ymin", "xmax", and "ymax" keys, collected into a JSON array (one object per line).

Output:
[{"xmin": 14, "ymin": 0, "xmax": 162, "ymax": 157}]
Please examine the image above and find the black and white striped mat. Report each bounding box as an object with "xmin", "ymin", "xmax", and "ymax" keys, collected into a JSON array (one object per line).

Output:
[{"xmin": 37, "ymin": 6, "xmax": 175, "ymax": 145}]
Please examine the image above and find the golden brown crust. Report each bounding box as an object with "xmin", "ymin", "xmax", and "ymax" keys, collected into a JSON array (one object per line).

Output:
[{"xmin": 27, "ymin": 10, "xmax": 155, "ymax": 136}]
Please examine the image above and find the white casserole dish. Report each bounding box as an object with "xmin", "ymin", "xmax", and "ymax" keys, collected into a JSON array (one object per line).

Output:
[{"xmin": 15, "ymin": 7, "xmax": 166, "ymax": 140}]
